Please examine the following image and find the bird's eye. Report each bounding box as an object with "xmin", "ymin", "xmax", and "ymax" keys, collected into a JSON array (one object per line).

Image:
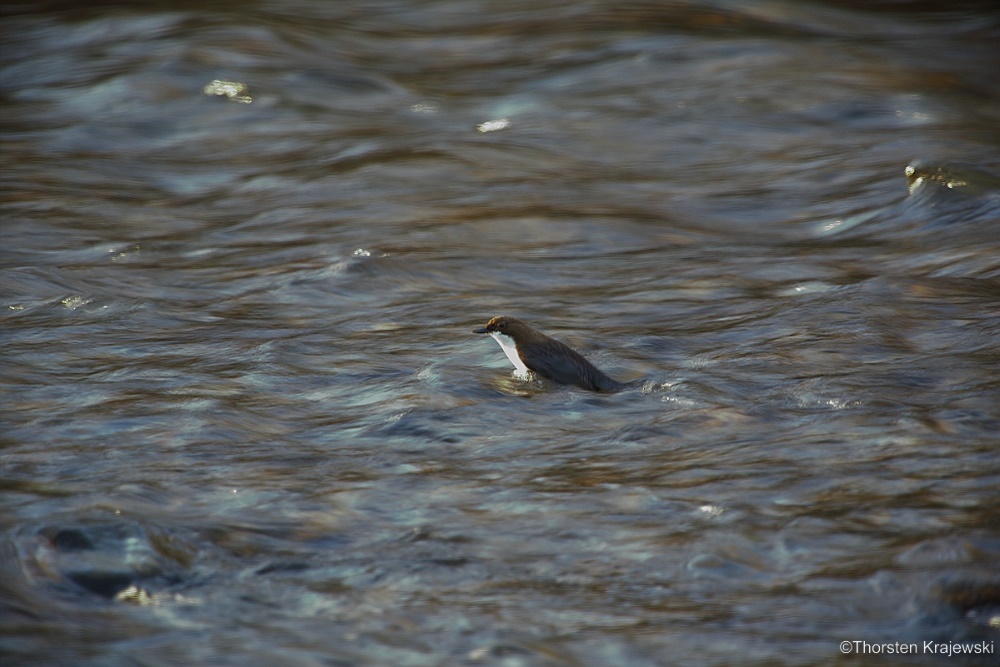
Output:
[{"xmin": 498, "ymin": 322, "xmax": 506, "ymax": 330}]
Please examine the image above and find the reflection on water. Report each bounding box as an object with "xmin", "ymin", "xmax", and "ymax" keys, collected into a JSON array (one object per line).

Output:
[{"xmin": 2, "ymin": 1, "xmax": 999, "ymax": 665}]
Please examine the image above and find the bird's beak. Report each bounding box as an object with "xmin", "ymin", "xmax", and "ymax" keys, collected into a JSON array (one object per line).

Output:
[{"xmin": 473, "ymin": 326, "xmax": 489, "ymax": 334}]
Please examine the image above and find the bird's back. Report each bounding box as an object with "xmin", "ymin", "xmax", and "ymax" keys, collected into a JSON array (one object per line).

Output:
[{"xmin": 520, "ymin": 337, "xmax": 625, "ymax": 392}]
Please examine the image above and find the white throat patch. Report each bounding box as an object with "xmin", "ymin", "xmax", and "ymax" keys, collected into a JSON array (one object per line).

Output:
[{"xmin": 489, "ymin": 331, "xmax": 531, "ymax": 378}]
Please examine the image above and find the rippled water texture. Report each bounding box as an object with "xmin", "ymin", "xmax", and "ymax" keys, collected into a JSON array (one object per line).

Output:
[{"xmin": 3, "ymin": 1, "xmax": 1000, "ymax": 665}]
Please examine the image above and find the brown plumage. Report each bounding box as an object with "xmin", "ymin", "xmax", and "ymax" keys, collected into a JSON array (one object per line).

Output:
[{"xmin": 473, "ymin": 316, "xmax": 627, "ymax": 392}]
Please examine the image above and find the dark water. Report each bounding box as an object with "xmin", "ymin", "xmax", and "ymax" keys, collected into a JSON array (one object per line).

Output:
[{"xmin": 3, "ymin": 1, "xmax": 1000, "ymax": 665}]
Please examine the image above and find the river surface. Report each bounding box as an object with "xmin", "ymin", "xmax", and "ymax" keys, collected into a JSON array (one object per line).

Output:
[{"xmin": 2, "ymin": 1, "xmax": 1000, "ymax": 665}]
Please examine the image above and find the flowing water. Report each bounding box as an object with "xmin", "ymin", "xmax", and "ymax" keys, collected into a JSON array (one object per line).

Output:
[{"xmin": 2, "ymin": 1, "xmax": 999, "ymax": 665}]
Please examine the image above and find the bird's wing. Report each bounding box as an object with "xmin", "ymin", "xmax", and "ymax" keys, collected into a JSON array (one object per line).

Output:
[{"xmin": 520, "ymin": 339, "xmax": 616, "ymax": 391}]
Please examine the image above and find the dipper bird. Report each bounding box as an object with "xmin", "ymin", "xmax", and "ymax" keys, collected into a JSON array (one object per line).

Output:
[{"xmin": 473, "ymin": 316, "xmax": 628, "ymax": 392}]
